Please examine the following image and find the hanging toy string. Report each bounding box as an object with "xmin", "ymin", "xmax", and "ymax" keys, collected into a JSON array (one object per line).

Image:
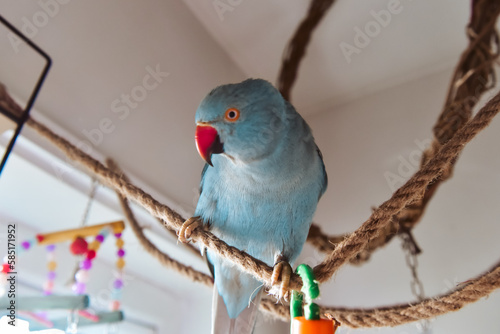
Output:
[
  {"xmin": 110, "ymin": 232, "xmax": 125, "ymax": 311},
  {"xmin": 72, "ymin": 227, "xmax": 111, "ymax": 295},
  {"xmin": 43, "ymin": 244, "xmax": 57, "ymax": 296},
  {"xmin": 79, "ymin": 178, "xmax": 99, "ymax": 227},
  {"xmin": 67, "ymin": 178, "xmax": 99, "ymax": 286},
  {"xmin": 0, "ymin": 221, "xmax": 126, "ymax": 333}
]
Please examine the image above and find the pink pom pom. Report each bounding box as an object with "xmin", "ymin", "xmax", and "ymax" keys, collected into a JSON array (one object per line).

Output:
[{"xmin": 70, "ymin": 237, "xmax": 88, "ymax": 255}]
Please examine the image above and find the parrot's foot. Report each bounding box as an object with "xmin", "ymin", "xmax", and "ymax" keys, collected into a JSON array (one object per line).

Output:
[
  {"xmin": 270, "ymin": 260, "xmax": 292, "ymax": 302},
  {"xmin": 178, "ymin": 216, "xmax": 201, "ymax": 243}
]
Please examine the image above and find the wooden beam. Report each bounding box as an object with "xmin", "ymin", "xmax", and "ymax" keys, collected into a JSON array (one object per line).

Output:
[{"xmin": 37, "ymin": 221, "xmax": 125, "ymax": 245}]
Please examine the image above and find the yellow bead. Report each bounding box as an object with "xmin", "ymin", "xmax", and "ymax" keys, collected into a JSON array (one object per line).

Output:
[
  {"xmin": 115, "ymin": 239, "xmax": 124, "ymax": 248},
  {"xmin": 47, "ymin": 261, "xmax": 57, "ymax": 271},
  {"xmin": 88, "ymin": 240, "xmax": 100, "ymax": 251},
  {"xmin": 116, "ymin": 258, "xmax": 125, "ymax": 269}
]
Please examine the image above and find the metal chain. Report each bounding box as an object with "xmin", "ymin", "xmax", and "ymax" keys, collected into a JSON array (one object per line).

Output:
[
  {"xmin": 400, "ymin": 232, "xmax": 431, "ymax": 333},
  {"xmin": 401, "ymin": 234, "xmax": 425, "ymax": 301}
]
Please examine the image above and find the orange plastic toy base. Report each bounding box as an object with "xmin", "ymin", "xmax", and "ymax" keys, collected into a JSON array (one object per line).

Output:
[{"xmin": 291, "ymin": 317, "xmax": 336, "ymax": 334}]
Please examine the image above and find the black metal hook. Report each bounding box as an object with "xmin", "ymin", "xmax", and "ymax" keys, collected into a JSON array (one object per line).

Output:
[{"xmin": 0, "ymin": 14, "xmax": 52, "ymax": 176}]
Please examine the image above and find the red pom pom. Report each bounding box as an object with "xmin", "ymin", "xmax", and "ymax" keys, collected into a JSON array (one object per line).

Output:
[
  {"xmin": 2, "ymin": 263, "xmax": 11, "ymax": 273},
  {"xmin": 70, "ymin": 237, "xmax": 88, "ymax": 255},
  {"xmin": 86, "ymin": 249, "xmax": 96, "ymax": 260},
  {"xmin": 36, "ymin": 234, "xmax": 45, "ymax": 243}
]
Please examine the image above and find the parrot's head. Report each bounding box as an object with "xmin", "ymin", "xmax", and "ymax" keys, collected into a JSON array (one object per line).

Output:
[{"xmin": 194, "ymin": 79, "xmax": 287, "ymax": 166}]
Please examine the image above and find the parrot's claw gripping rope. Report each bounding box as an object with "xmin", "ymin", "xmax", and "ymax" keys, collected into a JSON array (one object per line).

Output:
[
  {"xmin": 178, "ymin": 216, "xmax": 201, "ymax": 243},
  {"xmin": 271, "ymin": 260, "xmax": 292, "ymax": 302}
]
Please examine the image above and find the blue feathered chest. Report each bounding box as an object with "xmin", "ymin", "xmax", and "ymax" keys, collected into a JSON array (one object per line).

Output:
[{"xmin": 195, "ymin": 139, "xmax": 325, "ymax": 266}]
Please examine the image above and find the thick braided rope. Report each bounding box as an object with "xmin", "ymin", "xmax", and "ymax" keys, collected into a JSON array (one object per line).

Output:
[
  {"xmin": 4, "ymin": 0, "xmax": 497, "ymax": 289},
  {"xmin": 313, "ymin": 90, "xmax": 500, "ymax": 282},
  {"xmin": 0, "ymin": 83, "xmax": 24, "ymax": 117},
  {"xmin": 391, "ymin": 0, "xmax": 500, "ymax": 236},
  {"xmin": 25, "ymin": 115, "xmax": 286, "ymax": 287},
  {"xmin": 325, "ymin": 261, "xmax": 500, "ymax": 327},
  {"xmin": 162, "ymin": 215, "xmax": 205, "ymax": 258},
  {"xmin": 0, "ymin": 0, "xmax": 497, "ymax": 326},
  {"xmin": 306, "ymin": 224, "xmax": 343, "ymax": 254},
  {"xmin": 1, "ymin": 53, "xmax": 498, "ymax": 330},
  {"xmin": 260, "ymin": 261, "xmax": 500, "ymax": 328},
  {"xmin": 103, "ymin": 158, "xmax": 305, "ymax": 320},
  {"xmin": 305, "ymin": 0, "xmax": 500, "ymax": 263},
  {"xmin": 22, "ymin": 85, "xmax": 500, "ymax": 289},
  {"xmin": 106, "ymin": 158, "xmax": 213, "ymax": 286},
  {"xmin": 306, "ymin": 220, "xmax": 399, "ymax": 264},
  {"xmin": 277, "ymin": 0, "xmax": 336, "ymax": 101}
]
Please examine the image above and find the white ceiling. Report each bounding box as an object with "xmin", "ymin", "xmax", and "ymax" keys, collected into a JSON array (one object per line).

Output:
[
  {"xmin": 183, "ymin": 0, "xmax": 470, "ymax": 111},
  {"xmin": 1, "ymin": 1, "xmax": 500, "ymax": 333},
  {"xmin": 0, "ymin": 0, "xmax": 475, "ymax": 214}
]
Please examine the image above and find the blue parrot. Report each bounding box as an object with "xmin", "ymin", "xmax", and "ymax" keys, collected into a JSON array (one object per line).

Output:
[{"xmin": 179, "ymin": 79, "xmax": 327, "ymax": 334}]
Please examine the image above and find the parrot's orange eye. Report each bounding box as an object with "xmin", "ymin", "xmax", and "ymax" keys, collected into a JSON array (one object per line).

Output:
[{"xmin": 224, "ymin": 108, "xmax": 240, "ymax": 122}]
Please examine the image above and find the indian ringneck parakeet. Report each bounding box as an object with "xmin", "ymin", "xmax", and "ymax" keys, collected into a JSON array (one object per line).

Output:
[{"xmin": 179, "ymin": 79, "xmax": 327, "ymax": 334}]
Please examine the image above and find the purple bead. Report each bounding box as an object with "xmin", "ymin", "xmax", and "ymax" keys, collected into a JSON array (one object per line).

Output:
[
  {"xmin": 117, "ymin": 249, "xmax": 125, "ymax": 257},
  {"xmin": 43, "ymin": 290, "xmax": 52, "ymax": 296},
  {"xmin": 113, "ymin": 279, "xmax": 123, "ymax": 289},
  {"xmin": 114, "ymin": 233, "xmax": 122, "ymax": 238},
  {"xmin": 80, "ymin": 259, "xmax": 92, "ymax": 270},
  {"xmin": 45, "ymin": 244, "xmax": 56, "ymax": 252},
  {"xmin": 72, "ymin": 282, "xmax": 86, "ymax": 294},
  {"xmin": 37, "ymin": 311, "xmax": 48, "ymax": 319},
  {"xmin": 21, "ymin": 241, "xmax": 31, "ymax": 250},
  {"xmin": 47, "ymin": 271, "xmax": 56, "ymax": 280}
]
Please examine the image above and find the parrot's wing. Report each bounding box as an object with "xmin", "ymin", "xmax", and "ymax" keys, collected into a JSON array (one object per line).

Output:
[
  {"xmin": 211, "ymin": 282, "xmax": 262, "ymax": 334},
  {"xmin": 316, "ymin": 145, "xmax": 328, "ymax": 198}
]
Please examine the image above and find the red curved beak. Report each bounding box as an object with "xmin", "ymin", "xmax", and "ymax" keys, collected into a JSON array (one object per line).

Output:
[{"xmin": 195, "ymin": 124, "xmax": 223, "ymax": 166}]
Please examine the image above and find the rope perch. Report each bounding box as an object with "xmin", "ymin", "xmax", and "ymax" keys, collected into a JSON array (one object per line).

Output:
[
  {"xmin": 313, "ymin": 89, "xmax": 500, "ymax": 282},
  {"xmin": 107, "ymin": 156, "xmax": 500, "ymax": 328},
  {"xmin": 260, "ymin": 259, "xmax": 500, "ymax": 328},
  {"xmin": 8, "ymin": 78, "xmax": 499, "ymax": 327},
  {"xmin": 23, "ymin": 83, "xmax": 499, "ymax": 288},
  {"xmin": 0, "ymin": 0, "xmax": 499, "ymax": 328},
  {"xmin": 106, "ymin": 158, "xmax": 213, "ymax": 287},
  {"xmin": 304, "ymin": 0, "xmax": 500, "ymax": 264}
]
